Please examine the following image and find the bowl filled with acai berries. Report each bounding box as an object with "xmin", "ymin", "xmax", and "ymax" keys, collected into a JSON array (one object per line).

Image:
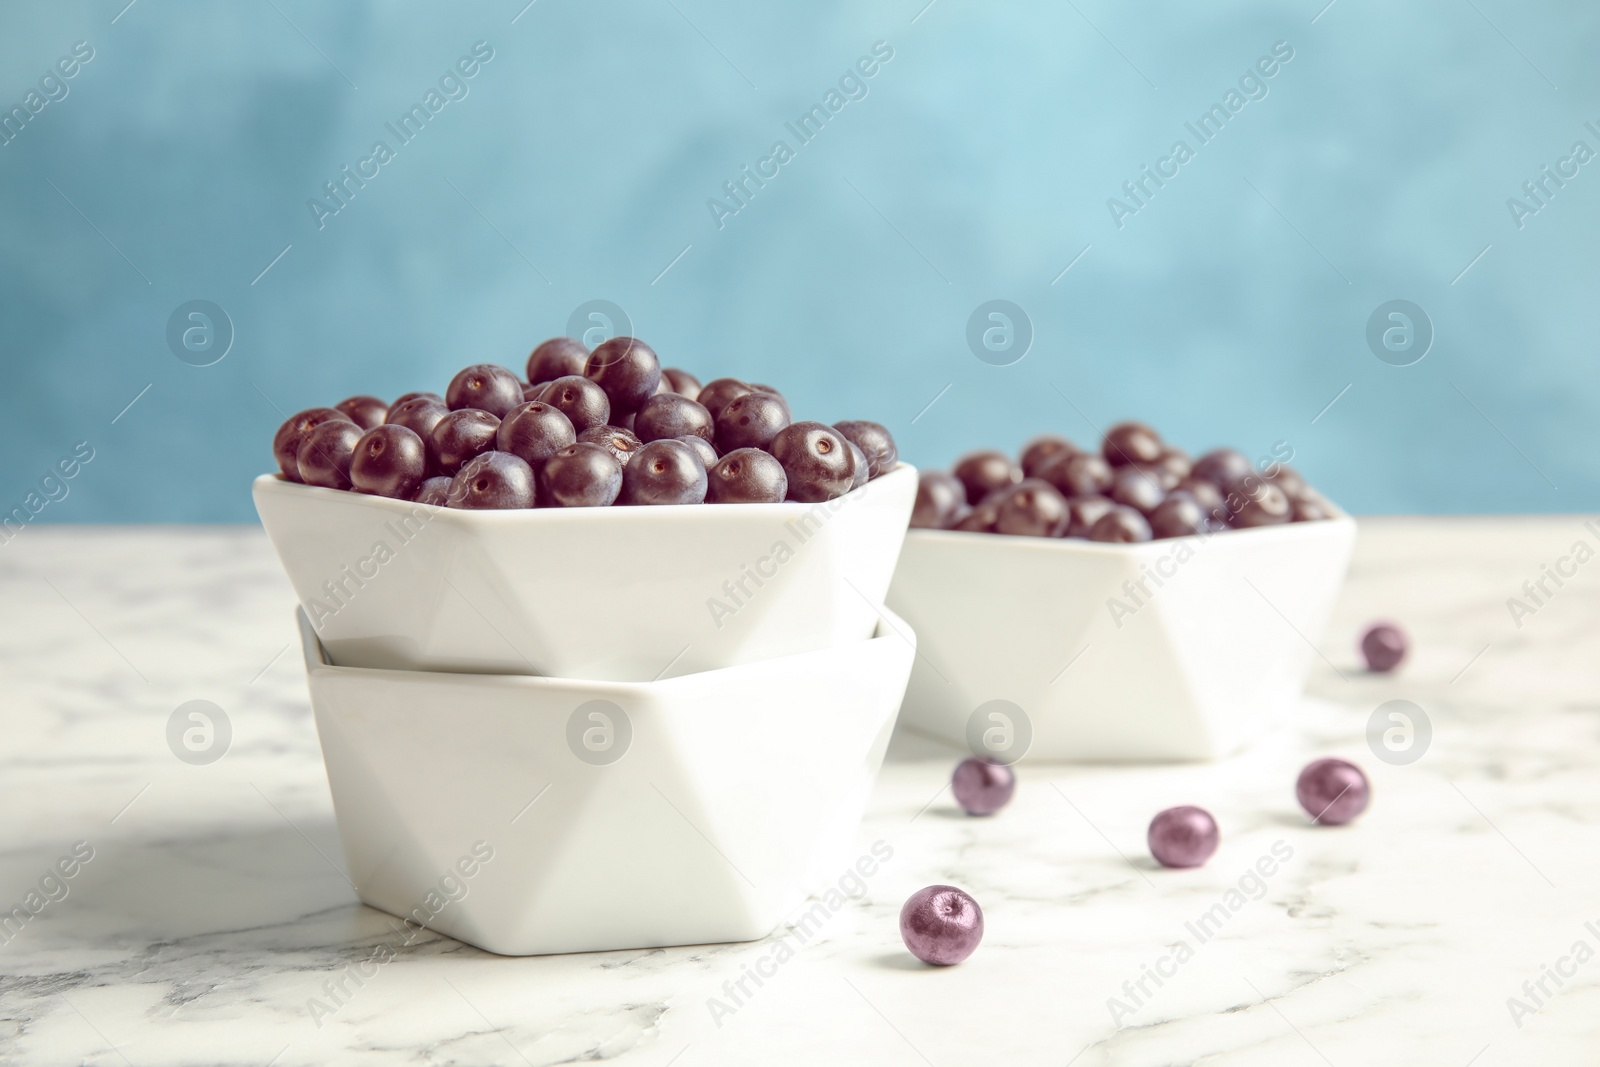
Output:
[
  {"xmin": 253, "ymin": 336, "xmax": 915, "ymax": 681},
  {"xmin": 884, "ymin": 422, "xmax": 1356, "ymax": 763}
]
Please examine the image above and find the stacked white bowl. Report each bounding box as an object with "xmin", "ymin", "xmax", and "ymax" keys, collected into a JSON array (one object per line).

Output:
[{"xmin": 254, "ymin": 466, "xmax": 919, "ymax": 955}]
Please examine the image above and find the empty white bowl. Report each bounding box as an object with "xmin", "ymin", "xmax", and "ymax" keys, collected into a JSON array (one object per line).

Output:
[
  {"xmin": 254, "ymin": 464, "xmax": 915, "ymax": 681},
  {"xmin": 295, "ymin": 604, "xmax": 915, "ymax": 956},
  {"xmin": 885, "ymin": 516, "xmax": 1356, "ymax": 762}
]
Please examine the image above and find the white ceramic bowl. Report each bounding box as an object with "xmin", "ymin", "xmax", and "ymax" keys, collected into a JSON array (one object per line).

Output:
[
  {"xmin": 295, "ymin": 605, "xmax": 914, "ymax": 956},
  {"xmin": 885, "ymin": 516, "xmax": 1356, "ymax": 762},
  {"xmin": 254, "ymin": 465, "xmax": 915, "ymax": 681}
]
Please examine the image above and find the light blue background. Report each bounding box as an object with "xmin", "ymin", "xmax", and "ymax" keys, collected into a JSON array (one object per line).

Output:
[{"xmin": 2, "ymin": 0, "xmax": 1595, "ymax": 522}]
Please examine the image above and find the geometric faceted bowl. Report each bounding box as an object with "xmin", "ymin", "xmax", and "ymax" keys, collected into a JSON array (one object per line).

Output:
[
  {"xmin": 296, "ymin": 606, "xmax": 915, "ymax": 956},
  {"xmin": 255, "ymin": 464, "xmax": 915, "ymax": 681},
  {"xmin": 885, "ymin": 515, "xmax": 1356, "ymax": 762}
]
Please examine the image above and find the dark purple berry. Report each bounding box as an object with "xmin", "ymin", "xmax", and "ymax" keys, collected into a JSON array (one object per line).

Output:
[
  {"xmin": 1148, "ymin": 491, "xmax": 1207, "ymax": 539},
  {"xmin": 749, "ymin": 384, "xmax": 792, "ymax": 420},
  {"xmin": 390, "ymin": 391, "xmax": 442, "ymax": 409},
  {"xmin": 1038, "ymin": 451, "xmax": 1113, "ymax": 498},
  {"xmin": 413, "ymin": 476, "xmax": 454, "ymax": 507},
  {"xmin": 911, "ymin": 471, "xmax": 966, "ymax": 529},
  {"xmin": 619, "ymin": 439, "xmax": 707, "ymax": 505},
  {"xmin": 695, "ymin": 378, "xmax": 752, "ymax": 420},
  {"xmin": 539, "ymin": 442, "xmax": 623, "ymax": 507},
  {"xmin": 1268, "ymin": 464, "xmax": 1307, "ymax": 498},
  {"xmin": 1156, "ymin": 447, "xmax": 1192, "ymax": 485},
  {"xmin": 578, "ymin": 424, "xmax": 643, "ymax": 467},
  {"xmin": 538, "ymin": 374, "xmax": 611, "ymax": 434},
  {"xmin": 350, "ymin": 424, "xmax": 427, "ymax": 499},
  {"xmin": 900, "ymin": 885, "xmax": 983, "ymax": 966},
  {"xmin": 1127, "ymin": 462, "xmax": 1181, "ymax": 491},
  {"xmin": 273, "ymin": 407, "xmax": 352, "ymax": 481},
  {"xmin": 1361, "ymin": 622, "xmax": 1408, "ymax": 672},
  {"xmin": 1110, "ymin": 466, "xmax": 1166, "ymax": 514},
  {"xmin": 708, "ymin": 447, "xmax": 788, "ymax": 503},
  {"xmin": 1064, "ymin": 494, "xmax": 1115, "ymax": 539},
  {"xmin": 954, "ymin": 496, "xmax": 1000, "ymax": 532},
  {"xmin": 678, "ymin": 435, "xmax": 719, "ymax": 469},
  {"xmin": 585, "ymin": 337, "xmax": 661, "ymax": 416},
  {"xmin": 1102, "ymin": 421, "xmax": 1163, "ymax": 467},
  {"xmin": 953, "ymin": 450, "xmax": 1020, "ymax": 505},
  {"xmin": 1088, "ymin": 504, "xmax": 1152, "ymax": 542},
  {"xmin": 1296, "ymin": 758, "xmax": 1370, "ymax": 825},
  {"xmin": 526, "ymin": 337, "xmax": 588, "ymax": 386},
  {"xmin": 297, "ymin": 419, "xmax": 363, "ymax": 490},
  {"xmin": 994, "ymin": 479, "xmax": 1069, "ymax": 537},
  {"xmin": 846, "ymin": 441, "xmax": 870, "ymax": 489},
  {"xmin": 1148, "ymin": 806, "xmax": 1220, "ymax": 868},
  {"xmin": 386, "ymin": 396, "xmax": 449, "ymax": 447},
  {"xmin": 833, "ymin": 420, "xmax": 898, "ymax": 480},
  {"xmin": 496, "ymin": 401, "xmax": 576, "ymax": 467},
  {"xmin": 445, "ymin": 363, "xmax": 523, "ymax": 419},
  {"xmin": 661, "ymin": 367, "xmax": 701, "ymax": 401},
  {"xmin": 952, "ymin": 758, "xmax": 1015, "ymax": 816},
  {"xmin": 634, "ymin": 393, "xmax": 714, "ymax": 444},
  {"xmin": 1294, "ymin": 492, "xmax": 1336, "ymax": 522},
  {"xmin": 1019, "ymin": 435, "xmax": 1077, "ymax": 479},
  {"xmin": 335, "ymin": 395, "xmax": 388, "ymax": 430},
  {"xmin": 770, "ymin": 421, "xmax": 856, "ymax": 503},
  {"xmin": 448, "ymin": 451, "xmax": 536, "ymax": 509},
  {"xmin": 1227, "ymin": 477, "xmax": 1293, "ymax": 527},
  {"xmin": 715, "ymin": 392, "xmax": 790, "ymax": 452},
  {"xmin": 430, "ymin": 409, "xmax": 502, "ymax": 476},
  {"xmin": 1176, "ymin": 476, "xmax": 1227, "ymax": 523},
  {"xmin": 1192, "ymin": 449, "xmax": 1254, "ymax": 488}
]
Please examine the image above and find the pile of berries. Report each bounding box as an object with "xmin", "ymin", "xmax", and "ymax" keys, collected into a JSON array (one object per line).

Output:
[
  {"xmin": 271, "ymin": 337, "xmax": 898, "ymax": 509},
  {"xmin": 911, "ymin": 421, "xmax": 1333, "ymax": 542}
]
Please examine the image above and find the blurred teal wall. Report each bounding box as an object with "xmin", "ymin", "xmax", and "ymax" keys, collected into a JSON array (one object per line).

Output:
[{"xmin": 1, "ymin": 0, "xmax": 1595, "ymax": 521}]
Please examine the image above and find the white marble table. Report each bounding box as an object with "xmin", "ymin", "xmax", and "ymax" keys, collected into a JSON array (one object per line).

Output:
[{"xmin": 1, "ymin": 519, "xmax": 1597, "ymax": 1066}]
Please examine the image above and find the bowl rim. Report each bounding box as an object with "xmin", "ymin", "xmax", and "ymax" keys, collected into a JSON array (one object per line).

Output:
[
  {"xmin": 254, "ymin": 462, "xmax": 915, "ymax": 524},
  {"xmin": 901, "ymin": 512, "xmax": 1355, "ymax": 556}
]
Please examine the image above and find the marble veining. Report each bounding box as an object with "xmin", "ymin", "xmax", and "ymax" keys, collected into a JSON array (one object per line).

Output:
[{"xmin": 0, "ymin": 519, "xmax": 1597, "ymax": 1065}]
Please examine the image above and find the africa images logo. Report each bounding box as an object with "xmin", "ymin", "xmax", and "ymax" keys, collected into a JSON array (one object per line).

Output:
[
  {"xmin": 705, "ymin": 41, "xmax": 894, "ymax": 230},
  {"xmin": 1106, "ymin": 41, "xmax": 1295, "ymax": 229},
  {"xmin": 306, "ymin": 41, "xmax": 495, "ymax": 230},
  {"xmin": 0, "ymin": 40, "xmax": 95, "ymax": 149}
]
